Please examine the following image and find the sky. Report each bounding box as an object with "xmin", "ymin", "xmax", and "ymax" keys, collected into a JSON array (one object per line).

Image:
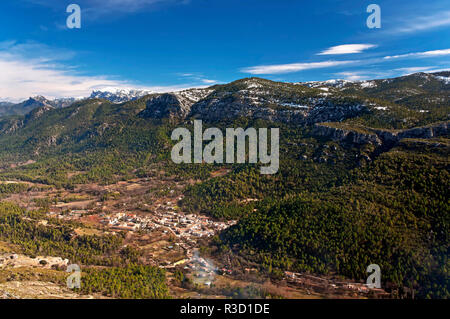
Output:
[{"xmin": 0, "ymin": 0, "xmax": 449, "ymax": 101}]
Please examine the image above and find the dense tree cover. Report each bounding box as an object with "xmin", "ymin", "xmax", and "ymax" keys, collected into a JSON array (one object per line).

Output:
[
  {"xmin": 0, "ymin": 182, "xmax": 28, "ymax": 194},
  {"xmin": 0, "ymin": 75, "xmax": 447, "ymax": 299},
  {"xmin": 181, "ymin": 124, "xmax": 359, "ymax": 219},
  {"xmin": 218, "ymin": 140, "xmax": 449, "ymax": 298},
  {"xmin": 0, "ymin": 202, "xmax": 127, "ymax": 266},
  {"xmin": 0, "ymin": 203, "xmax": 171, "ymax": 298},
  {"xmin": 79, "ymin": 265, "xmax": 170, "ymax": 299},
  {"xmin": 340, "ymin": 72, "xmax": 450, "ymax": 128}
]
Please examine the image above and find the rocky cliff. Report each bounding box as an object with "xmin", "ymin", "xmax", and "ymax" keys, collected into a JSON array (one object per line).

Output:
[{"xmin": 313, "ymin": 122, "xmax": 449, "ymax": 146}]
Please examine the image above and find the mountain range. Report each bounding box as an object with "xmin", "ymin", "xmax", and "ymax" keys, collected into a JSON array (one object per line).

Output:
[
  {"xmin": 0, "ymin": 71, "xmax": 448, "ymax": 298},
  {"xmin": 1, "ymin": 71, "xmax": 448, "ymax": 120},
  {"xmin": 0, "ymin": 71, "xmax": 448, "ymax": 163}
]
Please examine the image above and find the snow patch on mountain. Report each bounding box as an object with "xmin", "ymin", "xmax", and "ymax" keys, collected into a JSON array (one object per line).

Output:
[
  {"xmin": 175, "ymin": 88, "xmax": 213, "ymax": 103},
  {"xmin": 360, "ymin": 81, "xmax": 377, "ymax": 88},
  {"xmin": 435, "ymin": 76, "xmax": 450, "ymax": 85},
  {"xmin": 299, "ymin": 79, "xmax": 353, "ymax": 89},
  {"xmin": 279, "ymin": 102, "xmax": 309, "ymax": 109},
  {"xmin": 90, "ymin": 89, "xmax": 153, "ymax": 103}
]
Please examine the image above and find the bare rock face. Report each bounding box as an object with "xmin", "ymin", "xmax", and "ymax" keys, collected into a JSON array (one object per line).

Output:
[
  {"xmin": 139, "ymin": 89, "xmax": 212, "ymax": 120},
  {"xmin": 24, "ymin": 105, "xmax": 54, "ymax": 123},
  {"xmin": 0, "ymin": 119, "xmax": 23, "ymax": 134},
  {"xmin": 313, "ymin": 124, "xmax": 382, "ymax": 146},
  {"xmin": 190, "ymin": 93, "xmax": 307, "ymax": 124},
  {"xmin": 314, "ymin": 122, "xmax": 449, "ymax": 146},
  {"xmin": 189, "ymin": 91, "xmax": 369, "ymax": 124},
  {"xmin": 140, "ymin": 94, "xmax": 188, "ymax": 119},
  {"xmin": 139, "ymin": 88, "xmax": 370, "ymax": 124},
  {"xmin": 374, "ymin": 122, "xmax": 449, "ymax": 141},
  {"xmin": 306, "ymin": 102, "xmax": 368, "ymax": 124}
]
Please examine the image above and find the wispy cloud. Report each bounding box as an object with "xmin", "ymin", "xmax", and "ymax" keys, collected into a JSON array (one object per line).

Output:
[
  {"xmin": 201, "ymin": 79, "xmax": 217, "ymax": 84},
  {"xmin": 384, "ymin": 49, "xmax": 450, "ymax": 60},
  {"xmin": 0, "ymin": 41, "xmax": 194, "ymax": 102},
  {"xmin": 395, "ymin": 66, "xmax": 437, "ymax": 75},
  {"xmin": 241, "ymin": 44, "xmax": 450, "ymax": 76},
  {"xmin": 23, "ymin": 0, "xmax": 189, "ymax": 18},
  {"xmin": 177, "ymin": 73, "xmax": 218, "ymax": 85},
  {"xmin": 335, "ymin": 66, "xmax": 450, "ymax": 82},
  {"xmin": 241, "ymin": 60, "xmax": 356, "ymax": 75},
  {"xmin": 392, "ymin": 10, "xmax": 450, "ymax": 34},
  {"xmin": 334, "ymin": 72, "xmax": 371, "ymax": 81},
  {"xmin": 318, "ymin": 44, "xmax": 377, "ymax": 55},
  {"xmin": 334, "ymin": 69, "xmax": 395, "ymax": 81}
]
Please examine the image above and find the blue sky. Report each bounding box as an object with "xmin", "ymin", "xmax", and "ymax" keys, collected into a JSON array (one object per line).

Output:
[{"xmin": 0, "ymin": 0, "xmax": 449, "ymax": 101}]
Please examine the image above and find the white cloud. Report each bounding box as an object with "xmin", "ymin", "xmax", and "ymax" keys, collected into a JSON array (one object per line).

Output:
[
  {"xmin": 241, "ymin": 60, "xmax": 356, "ymax": 75},
  {"xmin": 201, "ymin": 79, "xmax": 217, "ymax": 84},
  {"xmin": 334, "ymin": 72, "xmax": 369, "ymax": 81},
  {"xmin": 177, "ymin": 73, "xmax": 218, "ymax": 85},
  {"xmin": 395, "ymin": 66, "xmax": 437, "ymax": 75},
  {"xmin": 384, "ymin": 49, "xmax": 450, "ymax": 60},
  {"xmin": 334, "ymin": 70, "xmax": 395, "ymax": 81},
  {"xmin": 333, "ymin": 66, "xmax": 450, "ymax": 82},
  {"xmin": 318, "ymin": 44, "xmax": 377, "ymax": 55},
  {"xmin": 0, "ymin": 41, "xmax": 194, "ymax": 102},
  {"xmin": 424, "ymin": 68, "xmax": 450, "ymax": 73},
  {"xmin": 393, "ymin": 10, "xmax": 450, "ymax": 34}
]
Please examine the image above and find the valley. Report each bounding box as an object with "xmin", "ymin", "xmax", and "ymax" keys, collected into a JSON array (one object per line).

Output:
[
  {"xmin": 0, "ymin": 72, "xmax": 448, "ymax": 299},
  {"xmin": 0, "ymin": 173, "xmax": 387, "ymax": 299}
]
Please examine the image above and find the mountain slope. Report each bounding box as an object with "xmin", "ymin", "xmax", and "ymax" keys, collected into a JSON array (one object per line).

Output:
[
  {"xmin": 0, "ymin": 73, "xmax": 448, "ymax": 298},
  {"xmin": 0, "ymin": 96, "xmax": 77, "ymax": 117},
  {"xmin": 90, "ymin": 89, "xmax": 153, "ymax": 103}
]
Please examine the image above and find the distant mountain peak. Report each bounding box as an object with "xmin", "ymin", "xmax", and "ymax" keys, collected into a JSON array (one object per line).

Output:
[
  {"xmin": 299, "ymin": 79, "xmax": 354, "ymax": 89},
  {"xmin": 90, "ymin": 89, "xmax": 153, "ymax": 103}
]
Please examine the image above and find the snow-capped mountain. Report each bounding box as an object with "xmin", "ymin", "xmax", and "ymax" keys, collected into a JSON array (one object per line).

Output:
[
  {"xmin": 1, "ymin": 71, "xmax": 448, "ymax": 120},
  {"xmin": 89, "ymin": 87, "xmax": 215, "ymax": 105},
  {"xmin": 298, "ymin": 71, "xmax": 450, "ymax": 91},
  {"xmin": 299, "ymin": 79, "xmax": 354, "ymax": 89},
  {"xmin": 90, "ymin": 89, "xmax": 154, "ymax": 103},
  {"xmin": 0, "ymin": 96, "xmax": 78, "ymax": 116}
]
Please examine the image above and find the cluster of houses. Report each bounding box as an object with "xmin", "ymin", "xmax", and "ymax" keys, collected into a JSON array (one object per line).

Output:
[
  {"xmin": 99, "ymin": 212, "xmax": 142, "ymax": 231},
  {"xmin": 95, "ymin": 202, "xmax": 236, "ymax": 243},
  {"xmin": 46, "ymin": 199, "xmax": 236, "ymax": 244},
  {"xmin": 185, "ymin": 253, "xmax": 218, "ymax": 287},
  {"xmin": 43, "ymin": 198, "xmax": 237, "ymax": 288}
]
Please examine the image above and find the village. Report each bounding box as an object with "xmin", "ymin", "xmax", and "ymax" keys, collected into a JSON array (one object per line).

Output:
[
  {"xmin": 0, "ymin": 176, "xmax": 391, "ymax": 298},
  {"xmin": 47, "ymin": 195, "xmax": 235, "ymax": 271},
  {"xmin": 0, "ymin": 175, "xmax": 238, "ymax": 288}
]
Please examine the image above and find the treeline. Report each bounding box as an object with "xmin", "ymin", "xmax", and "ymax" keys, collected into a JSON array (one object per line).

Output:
[
  {"xmin": 0, "ymin": 202, "xmax": 127, "ymax": 266},
  {"xmin": 0, "ymin": 182, "xmax": 29, "ymax": 194},
  {"xmin": 79, "ymin": 265, "xmax": 170, "ymax": 299},
  {"xmin": 218, "ymin": 140, "xmax": 449, "ymax": 298},
  {"xmin": 181, "ymin": 126, "xmax": 357, "ymax": 219}
]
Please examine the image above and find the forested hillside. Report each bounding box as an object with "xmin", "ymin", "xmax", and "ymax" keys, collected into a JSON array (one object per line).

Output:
[
  {"xmin": 0, "ymin": 72, "xmax": 448, "ymax": 298},
  {"xmin": 218, "ymin": 139, "xmax": 449, "ymax": 298}
]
